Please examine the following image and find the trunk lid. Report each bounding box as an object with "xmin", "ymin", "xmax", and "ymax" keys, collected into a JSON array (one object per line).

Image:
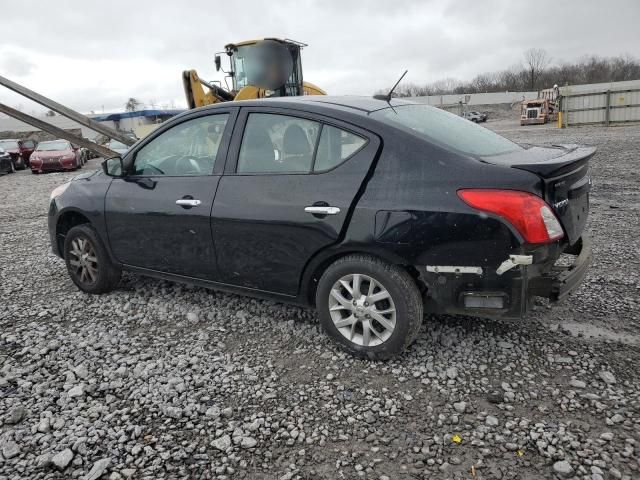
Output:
[{"xmin": 482, "ymin": 144, "xmax": 595, "ymax": 245}]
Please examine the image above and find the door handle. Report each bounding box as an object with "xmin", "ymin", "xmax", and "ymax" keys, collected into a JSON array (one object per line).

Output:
[
  {"xmin": 304, "ymin": 206, "xmax": 340, "ymax": 215},
  {"xmin": 176, "ymin": 199, "xmax": 201, "ymax": 207}
]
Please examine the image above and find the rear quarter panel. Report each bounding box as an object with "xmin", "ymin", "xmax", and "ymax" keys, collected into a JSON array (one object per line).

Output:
[{"xmin": 344, "ymin": 129, "xmax": 543, "ymax": 268}]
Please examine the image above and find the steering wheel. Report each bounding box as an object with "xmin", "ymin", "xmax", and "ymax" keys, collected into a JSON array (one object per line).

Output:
[
  {"xmin": 176, "ymin": 156, "xmax": 203, "ymax": 175},
  {"xmin": 142, "ymin": 164, "xmax": 165, "ymax": 175}
]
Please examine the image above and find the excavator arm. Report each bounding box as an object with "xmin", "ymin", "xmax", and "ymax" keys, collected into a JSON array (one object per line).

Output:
[{"xmin": 182, "ymin": 70, "xmax": 235, "ymax": 109}]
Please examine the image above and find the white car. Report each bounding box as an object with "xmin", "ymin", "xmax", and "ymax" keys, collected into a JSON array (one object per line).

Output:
[{"xmin": 462, "ymin": 111, "xmax": 486, "ymax": 123}]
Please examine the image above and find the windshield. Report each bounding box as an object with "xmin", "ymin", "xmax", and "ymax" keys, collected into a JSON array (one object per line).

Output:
[
  {"xmin": 36, "ymin": 141, "xmax": 70, "ymax": 151},
  {"xmin": 0, "ymin": 140, "xmax": 19, "ymax": 149},
  {"xmin": 372, "ymin": 104, "xmax": 522, "ymax": 157},
  {"xmin": 109, "ymin": 141, "xmax": 128, "ymax": 150}
]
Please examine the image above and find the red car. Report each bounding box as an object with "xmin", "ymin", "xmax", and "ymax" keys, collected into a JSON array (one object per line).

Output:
[
  {"xmin": 29, "ymin": 140, "xmax": 83, "ymax": 173},
  {"xmin": 0, "ymin": 138, "xmax": 37, "ymax": 170}
]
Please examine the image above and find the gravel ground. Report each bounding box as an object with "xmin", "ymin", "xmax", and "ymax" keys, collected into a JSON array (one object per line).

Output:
[{"xmin": 1, "ymin": 123, "xmax": 639, "ymax": 480}]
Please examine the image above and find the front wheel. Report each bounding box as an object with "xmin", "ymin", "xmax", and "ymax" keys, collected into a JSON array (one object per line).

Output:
[
  {"xmin": 64, "ymin": 224, "xmax": 121, "ymax": 294},
  {"xmin": 316, "ymin": 255, "xmax": 423, "ymax": 360}
]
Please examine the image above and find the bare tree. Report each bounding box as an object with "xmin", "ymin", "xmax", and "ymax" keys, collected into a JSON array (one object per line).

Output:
[
  {"xmin": 124, "ymin": 98, "xmax": 142, "ymax": 112},
  {"xmin": 523, "ymin": 48, "xmax": 551, "ymax": 90},
  {"xmin": 376, "ymin": 52, "xmax": 639, "ymax": 97}
]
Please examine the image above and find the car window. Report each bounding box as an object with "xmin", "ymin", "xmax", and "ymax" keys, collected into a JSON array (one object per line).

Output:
[
  {"xmin": 132, "ymin": 114, "xmax": 228, "ymax": 176},
  {"xmin": 237, "ymin": 113, "xmax": 320, "ymax": 174},
  {"xmin": 36, "ymin": 141, "xmax": 71, "ymax": 151},
  {"xmin": 0, "ymin": 140, "xmax": 19, "ymax": 149},
  {"xmin": 314, "ymin": 125, "xmax": 367, "ymax": 172},
  {"xmin": 109, "ymin": 140, "xmax": 128, "ymax": 150},
  {"xmin": 372, "ymin": 105, "xmax": 521, "ymax": 157},
  {"xmin": 22, "ymin": 140, "xmax": 34, "ymax": 148}
]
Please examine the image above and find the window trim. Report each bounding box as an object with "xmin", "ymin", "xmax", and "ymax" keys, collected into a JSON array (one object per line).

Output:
[
  {"xmin": 123, "ymin": 107, "xmax": 238, "ymax": 178},
  {"xmin": 227, "ymin": 106, "xmax": 371, "ymax": 176},
  {"xmin": 311, "ymin": 124, "xmax": 369, "ymax": 174}
]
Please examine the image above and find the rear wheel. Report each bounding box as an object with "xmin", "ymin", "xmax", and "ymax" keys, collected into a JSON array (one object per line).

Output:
[
  {"xmin": 316, "ymin": 255, "xmax": 423, "ymax": 360},
  {"xmin": 64, "ymin": 224, "xmax": 121, "ymax": 294},
  {"xmin": 16, "ymin": 155, "xmax": 26, "ymax": 170},
  {"xmin": 8, "ymin": 161, "xmax": 15, "ymax": 173}
]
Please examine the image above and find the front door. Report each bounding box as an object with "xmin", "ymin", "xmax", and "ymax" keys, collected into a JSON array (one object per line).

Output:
[
  {"xmin": 212, "ymin": 109, "xmax": 379, "ymax": 295},
  {"xmin": 105, "ymin": 110, "xmax": 234, "ymax": 280}
]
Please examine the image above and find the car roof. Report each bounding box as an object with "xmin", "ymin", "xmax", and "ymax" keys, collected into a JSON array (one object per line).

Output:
[{"xmin": 197, "ymin": 95, "xmax": 420, "ymax": 116}]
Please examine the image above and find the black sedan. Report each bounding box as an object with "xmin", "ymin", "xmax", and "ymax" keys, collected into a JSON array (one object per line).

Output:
[
  {"xmin": 0, "ymin": 148, "xmax": 14, "ymax": 174},
  {"xmin": 47, "ymin": 96, "xmax": 592, "ymax": 359}
]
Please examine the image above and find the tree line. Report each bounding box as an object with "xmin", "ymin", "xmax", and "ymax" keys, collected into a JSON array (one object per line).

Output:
[{"xmin": 382, "ymin": 49, "xmax": 640, "ymax": 97}]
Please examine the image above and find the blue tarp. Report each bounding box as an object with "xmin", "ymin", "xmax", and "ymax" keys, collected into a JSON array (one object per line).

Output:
[{"xmin": 92, "ymin": 109, "xmax": 185, "ymax": 122}]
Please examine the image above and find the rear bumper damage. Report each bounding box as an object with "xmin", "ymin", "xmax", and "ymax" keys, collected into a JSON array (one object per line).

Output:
[
  {"xmin": 420, "ymin": 235, "xmax": 592, "ymax": 319},
  {"xmin": 529, "ymin": 235, "xmax": 592, "ymax": 302}
]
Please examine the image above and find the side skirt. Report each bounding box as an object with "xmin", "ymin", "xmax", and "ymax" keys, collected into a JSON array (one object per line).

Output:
[{"xmin": 121, "ymin": 264, "xmax": 308, "ymax": 307}]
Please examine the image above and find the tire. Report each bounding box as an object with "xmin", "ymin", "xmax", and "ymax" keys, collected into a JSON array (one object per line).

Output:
[
  {"xmin": 64, "ymin": 224, "xmax": 121, "ymax": 294},
  {"xmin": 16, "ymin": 155, "xmax": 26, "ymax": 170},
  {"xmin": 8, "ymin": 160, "xmax": 15, "ymax": 173},
  {"xmin": 316, "ymin": 254, "xmax": 423, "ymax": 360},
  {"xmin": 31, "ymin": 170, "xmax": 38, "ymax": 174}
]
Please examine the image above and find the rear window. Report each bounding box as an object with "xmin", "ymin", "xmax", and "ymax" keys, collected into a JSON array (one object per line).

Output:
[
  {"xmin": 0, "ymin": 140, "xmax": 19, "ymax": 149},
  {"xmin": 372, "ymin": 104, "xmax": 521, "ymax": 157}
]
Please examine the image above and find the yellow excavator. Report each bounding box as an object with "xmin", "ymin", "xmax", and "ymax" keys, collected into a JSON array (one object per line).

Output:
[{"xmin": 183, "ymin": 38, "xmax": 326, "ymax": 109}]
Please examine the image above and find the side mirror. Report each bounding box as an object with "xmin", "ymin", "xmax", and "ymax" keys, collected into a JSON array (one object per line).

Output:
[
  {"xmin": 102, "ymin": 156, "xmax": 124, "ymax": 177},
  {"xmin": 214, "ymin": 55, "xmax": 221, "ymax": 72}
]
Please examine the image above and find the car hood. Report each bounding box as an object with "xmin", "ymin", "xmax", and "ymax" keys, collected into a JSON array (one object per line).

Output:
[{"xmin": 72, "ymin": 170, "xmax": 100, "ymax": 181}]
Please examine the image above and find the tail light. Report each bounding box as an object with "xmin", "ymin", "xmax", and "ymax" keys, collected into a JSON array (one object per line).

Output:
[{"xmin": 458, "ymin": 189, "xmax": 564, "ymax": 244}]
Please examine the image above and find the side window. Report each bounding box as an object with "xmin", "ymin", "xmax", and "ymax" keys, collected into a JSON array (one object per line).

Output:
[
  {"xmin": 23, "ymin": 140, "xmax": 34, "ymax": 148},
  {"xmin": 237, "ymin": 113, "xmax": 320, "ymax": 173},
  {"xmin": 314, "ymin": 125, "xmax": 367, "ymax": 172},
  {"xmin": 132, "ymin": 114, "xmax": 228, "ymax": 176}
]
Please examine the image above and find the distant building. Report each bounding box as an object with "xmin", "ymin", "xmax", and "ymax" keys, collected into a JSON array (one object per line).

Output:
[
  {"xmin": 0, "ymin": 109, "xmax": 184, "ymax": 140},
  {"xmin": 90, "ymin": 109, "xmax": 185, "ymax": 138}
]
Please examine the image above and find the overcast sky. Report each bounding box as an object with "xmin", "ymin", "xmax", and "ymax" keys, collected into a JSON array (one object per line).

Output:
[{"xmin": 0, "ymin": 0, "xmax": 638, "ymax": 114}]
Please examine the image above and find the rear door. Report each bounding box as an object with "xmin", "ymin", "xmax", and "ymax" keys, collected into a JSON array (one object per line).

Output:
[
  {"xmin": 211, "ymin": 108, "xmax": 380, "ymax": 295},
  {"xmin": 105, "ymin": 109, "xmax": 236, "ymax": 280}
]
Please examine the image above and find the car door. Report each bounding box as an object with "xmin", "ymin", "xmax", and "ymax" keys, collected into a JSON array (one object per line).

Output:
[
  {"xmin": 105, "ymin": 109, "xmax": 236, "ymax": 280},
  {"xmin": 211, "ymin": 108, "xmax": 380, "ymax": 295},
  {"xmin": 20, "ymin": 140, "xmax": 35, "ymax": 161}
]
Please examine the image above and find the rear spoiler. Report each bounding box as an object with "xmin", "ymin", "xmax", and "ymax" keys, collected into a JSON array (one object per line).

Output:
[{"xmin": 513, "ymin": 145, "xmax": 596, "ymax": 178}]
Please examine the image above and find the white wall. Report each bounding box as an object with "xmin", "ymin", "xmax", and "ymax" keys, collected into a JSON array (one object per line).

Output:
[{"xmin": 409, "ymin": 91, "xmax": 538, "ymax": 106}]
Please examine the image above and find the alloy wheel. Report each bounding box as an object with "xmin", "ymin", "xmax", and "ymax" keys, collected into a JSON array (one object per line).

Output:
[
  {"xmin": 328, "ymin": 273, "xmax": 397, "ymax": 347},
  {"xmin": 68, "ymin": 237, "xmax": 99, "ymax": 284}
]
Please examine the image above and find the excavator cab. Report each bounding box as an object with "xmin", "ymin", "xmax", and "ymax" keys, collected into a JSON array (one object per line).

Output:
[
  {"xmin": 183, "ymin": 38, "xmax": 325, "ymax": 109},
  {"xmin": 222, "ymin": 38, "xmax": 304, "ymax": 97}
]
